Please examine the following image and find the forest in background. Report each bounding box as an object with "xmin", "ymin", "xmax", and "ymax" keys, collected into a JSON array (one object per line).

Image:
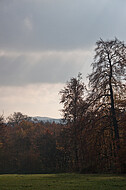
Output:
[{"xmin": 0, "ymin": 38, "xmax": 126, "ymax": 174}]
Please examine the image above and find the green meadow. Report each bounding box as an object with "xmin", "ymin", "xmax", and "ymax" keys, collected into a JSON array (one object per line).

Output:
[{"xmin": 0, "ymin": 173, "xmax": 126, "ymax": 190}]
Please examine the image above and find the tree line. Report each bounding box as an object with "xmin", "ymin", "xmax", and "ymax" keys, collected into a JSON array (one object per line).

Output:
[{"xmin": 0, "ymin": 38, "xmax": 126, "ymax": 173}]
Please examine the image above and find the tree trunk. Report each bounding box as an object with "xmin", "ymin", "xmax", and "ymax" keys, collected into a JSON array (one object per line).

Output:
[
  {"xmin": 109, "ymin": 60, "xmax": 120, "ymax": 150},
  {"xmin": 73, "ymin": 122, "xmax": 79, "ymax": 171}
]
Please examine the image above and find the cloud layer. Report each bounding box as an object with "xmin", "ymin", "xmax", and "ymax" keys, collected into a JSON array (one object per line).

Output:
[
  {"xmin": 0, "ymin": 49, "xmax": 92, "ymax": 86},
  {"xmin": 0, "ymin": 0, "xmax": 126, "ymax": 51}
]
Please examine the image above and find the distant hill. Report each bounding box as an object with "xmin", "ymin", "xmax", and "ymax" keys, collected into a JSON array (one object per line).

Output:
[{"xmin": 31, "ymin": 116, "xmax": 63, "ymax": 124}]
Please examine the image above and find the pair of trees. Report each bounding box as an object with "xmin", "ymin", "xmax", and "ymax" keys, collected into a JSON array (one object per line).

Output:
[{"xmin": 60, "ymin": 38, "xmax": 126, "ymax": 172}]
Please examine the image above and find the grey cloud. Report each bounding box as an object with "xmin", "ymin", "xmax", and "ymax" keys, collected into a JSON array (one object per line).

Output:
[
  {"xmin": 0, "ymin": 0, "xmax": 126, "ymax": 51},
  {"xmin": 0, "ymin": 52, "xmax": 86, "ymax": 86},
  {"xmin": 0, "ymin": 0, "xmax": 126, "ymax": 86}
]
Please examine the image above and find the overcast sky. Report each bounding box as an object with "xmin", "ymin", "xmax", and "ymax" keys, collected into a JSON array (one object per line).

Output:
[{"xmin": 0, "ymin": 0, "xmax": 126, "ymax": 118}]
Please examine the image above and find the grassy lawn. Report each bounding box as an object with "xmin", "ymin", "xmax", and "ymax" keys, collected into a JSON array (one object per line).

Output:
[{"xmin": 0, "ymin": 173, "xmax": 126, "ymax": 190}]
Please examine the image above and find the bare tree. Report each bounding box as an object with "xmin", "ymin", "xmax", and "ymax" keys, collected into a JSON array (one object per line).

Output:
[{"xmin": 88, "ymin": 38, "xmax": 126, "ymax": 150}]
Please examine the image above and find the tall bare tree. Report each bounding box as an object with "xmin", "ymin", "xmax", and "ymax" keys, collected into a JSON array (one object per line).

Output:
[{"xmin": 88, "ymin": 38, "xmax": 126, "ymax": 151}]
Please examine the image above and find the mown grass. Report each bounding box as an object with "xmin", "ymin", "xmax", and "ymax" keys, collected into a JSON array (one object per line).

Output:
[{"xmin": 0, "ymin": 173, "xmax": 126, "ymax": 190}]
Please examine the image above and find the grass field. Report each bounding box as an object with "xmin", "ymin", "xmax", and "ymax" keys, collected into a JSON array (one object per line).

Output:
[{"xmin": 0, "ymin": 173, "xmax": 126, "ymax": 190}]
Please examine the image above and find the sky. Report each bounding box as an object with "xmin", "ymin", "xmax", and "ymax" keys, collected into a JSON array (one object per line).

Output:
[{"xmin": 0, "ymin": 0, "xmax": 126, "ymax": 118}]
